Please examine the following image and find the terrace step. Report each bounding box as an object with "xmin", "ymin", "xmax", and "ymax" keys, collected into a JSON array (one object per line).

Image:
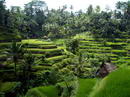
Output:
[
  {"xmin": 32, "ymin": 65, "xmax": 52, "ymax": 71},
  {"xmin": 80, "ymin": 49, "xmax": 111, "ymax": 53},
  {"xmin": 22, "ymin": 39, "xmax": 53, "ymax": 45},
  {"xmin": 26, "ymin": 44, "xmax": 57, "ymax": 49},
  {"xmin": 80, "ymin": 46, "xmax": 111, "ymax": 50},
  {"xmin": 46, "ymin": 55, "xmax": 67, "ymax": 62},
  {"xmin": 26, "ymin": 48, "xmax": 63, "ymax": 54}
]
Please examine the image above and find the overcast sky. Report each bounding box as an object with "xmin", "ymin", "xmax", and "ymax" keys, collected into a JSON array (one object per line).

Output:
[{"xmin": 6, "ymin": 0, "xmax": 128, "ymax": 11}]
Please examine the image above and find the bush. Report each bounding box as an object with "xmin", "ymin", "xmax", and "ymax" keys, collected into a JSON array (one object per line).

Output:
[{"xmin": 65, "ymin": 39, "xmax": 79, "ymax": 55}]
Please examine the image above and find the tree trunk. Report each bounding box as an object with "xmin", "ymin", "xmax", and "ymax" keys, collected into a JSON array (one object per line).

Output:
[{"xmin": 14, "ymin": 62, "xmax": 17, "ymax": 80}]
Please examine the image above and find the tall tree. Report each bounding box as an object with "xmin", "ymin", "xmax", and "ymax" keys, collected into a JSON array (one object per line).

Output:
[
  {"xmin": 87, "ymin": 5, "xmax": 93, "ymax": 15},
  {"xmin": 95, "ymin": 5, "xmax": 101, "ymax": 13},
  {"xmin": 6, "ymin": 41, "xmax": 24, "ymax": 79},
  {"xmin": 0, "ymin": 0, "xmax": 6, "ymax": 26},
  {"xmin": 24, "ymin": 0, "xmax": 47, "ymax": 37}
]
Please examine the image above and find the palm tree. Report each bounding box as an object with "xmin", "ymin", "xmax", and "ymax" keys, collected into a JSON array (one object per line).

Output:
[
  {"xmin": 6, "ymin": 41, "xmax": 24, "ymax": 79},
  {"xmin": 23, "ymin": 52, "xmax": 35, "ymax": 88}
]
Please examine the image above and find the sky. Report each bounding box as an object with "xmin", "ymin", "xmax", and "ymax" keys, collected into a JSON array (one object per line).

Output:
[{"xmin": 6, "ymin": 0, "xmax": 128, "ymax": 11}]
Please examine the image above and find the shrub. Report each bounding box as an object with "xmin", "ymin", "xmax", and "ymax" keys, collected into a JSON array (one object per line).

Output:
[{"xmin": 65, "ymin": 39, "xmax": 79, "ymax": 55}]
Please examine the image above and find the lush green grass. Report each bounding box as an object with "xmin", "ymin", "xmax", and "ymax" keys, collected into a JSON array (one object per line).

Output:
[
  {"xmin": 22, "ymin": 39, "xmax": 53, "ymax": 45},
  {"xmin": 114, "ymin": 38, "xmax": 127, "ymax": 42},
  {"xmin": 25, "ymin": 79, "xmax": 96, "ymax": 97},
  {"xmin": 0, "ymin": 42, "xmax": 21, "ymax": 46},
  {"xmin": 53, "ymin": 39, "xmax": 66, "ymax": 45},
  {"xmin": 26, "ymin": 48, "xmax": 62, "ymax": 52},
  {"xmin": 26, "ymin": 48, "xmax": 63, "ymax": 58},
  {"xmin": 80, "ymin": 49, "xmax": 110, "ymax": 53},
  {"xmin": 81, "ymin": 43, "xmax": 102, "ymax": 46},
  {"xmin": 73, "ymin": 32, "xmax": 93, "ymax": 40},
  {"xmin": 24, "ymin": 53, "xmax": 44, "ymax": 57},
  {"xmin": 89, "ymin": 67, "xmax": 130, "ymax": 97},
  {"xmin": 80, "ymin": 40, "xmax": 99, "ymax": 43},
  {"xmin": 80, "ymin": 46, "xmax": 111, "ymax": 50},
  {"xmin": 106, "ymin": 42, "xmax": 127, "ymax": 46},
  {"xmin": 46, "ymin": 55, "xmax": 67, "ymax": 61},
  {"xmin": 25, "ymin": 48, "xmax": 63, "ymax": 57},
  {"xmin": 111, "ymin": 49, "xmax": 127, "ymax": 53},
  {"xmin": 122, "ymin": 57, "xmax": 130, "ymax": 59},
  {"xmin": 76, "ymin": 79, "xmax": 97, "ymax": 97},
  {"xmin": 79, "ymin": 52, "xmax": 117, "ymax": 57},
  {"xmin": 111, "ymin": 57, "xmax": 118, "ymax": 61},
  {"xmin": 25, "ymin": 86, "xmax": 59, "ymax": 97},
  {"xmin": 26, "ymin": 44, "xmax": 57, "ymax": 49},
  {"xmin": 32, "ymin": 65, "xmax": 52, "ymax": 71}
]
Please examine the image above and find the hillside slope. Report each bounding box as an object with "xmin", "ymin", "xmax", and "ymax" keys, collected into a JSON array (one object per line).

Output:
[
  {"xmin": 89, "ymin": 67, "xmax": 130, "ymax": 97},
  {"xmin": 73, "ymin": 32, "xmax": 130, "ymax": 66}
]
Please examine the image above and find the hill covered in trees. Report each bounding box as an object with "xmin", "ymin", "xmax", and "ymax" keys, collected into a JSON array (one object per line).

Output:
[
  {"xmin": 0, "ymin": 0, "xmax": 130, "ymax": 97},
  {"xmin": 0, "ymin": 0, "xmax": 130, "ymax": 40}
]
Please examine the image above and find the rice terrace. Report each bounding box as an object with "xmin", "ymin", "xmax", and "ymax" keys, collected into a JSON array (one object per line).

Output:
[{"xmin": 0, "ymin": 0, "xmax": 130, "ymax": 97}]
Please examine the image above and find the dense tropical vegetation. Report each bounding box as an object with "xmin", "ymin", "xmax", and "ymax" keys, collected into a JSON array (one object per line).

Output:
[{"xmin": 0, "ymin": 0, "xmax": 130, "ymax": 97}]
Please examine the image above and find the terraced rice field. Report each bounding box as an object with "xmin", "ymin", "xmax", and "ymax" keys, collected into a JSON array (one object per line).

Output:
[
  {"xmin": 79, "ymin": 38, "xmax": 130, "ymax": 66},
  {"xmin": 21, "ymin": 39, "xmax": 67, "ymax": 65},
  {"xmin": 0, "ymin": 39, "xmax": 69, "ymax": 80}
]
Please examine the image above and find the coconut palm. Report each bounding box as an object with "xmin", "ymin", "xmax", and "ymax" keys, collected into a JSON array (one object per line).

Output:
[{"xmin": 6, "ymin": 41, "xmax": 24, "ymax": 79}]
